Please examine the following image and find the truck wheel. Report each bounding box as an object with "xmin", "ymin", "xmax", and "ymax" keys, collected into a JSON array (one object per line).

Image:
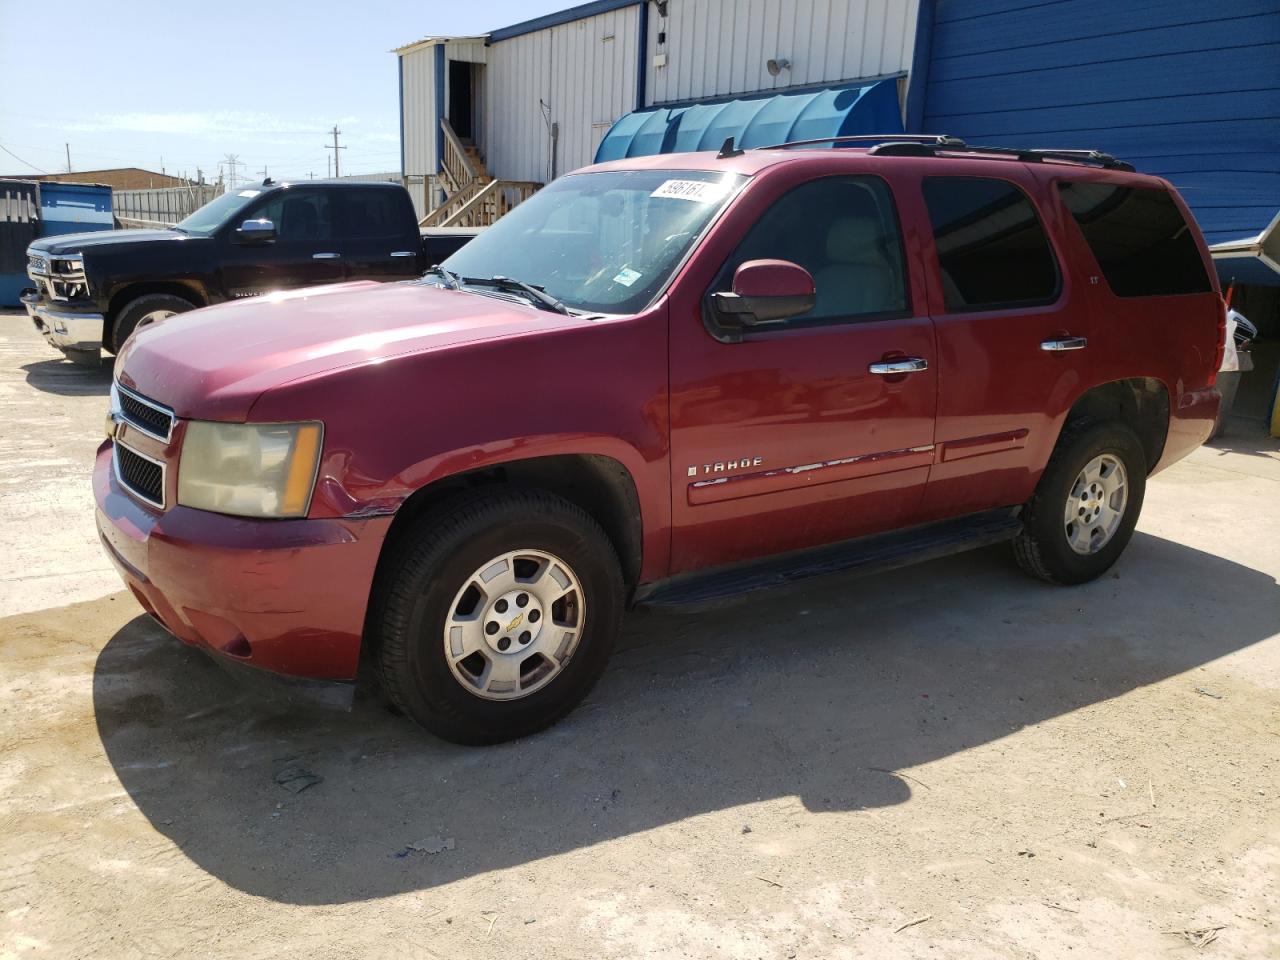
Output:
[
  {"xmin": 1013, "ymin": 420, "xmax": 1147, "ymax": 585},
  {"xmin": 108, "ymin": 294, "xmax": 195, "ymax": 354},
  {"xmin": 372, "ymin": 489, "xmax": 624, "ymax": 744}
]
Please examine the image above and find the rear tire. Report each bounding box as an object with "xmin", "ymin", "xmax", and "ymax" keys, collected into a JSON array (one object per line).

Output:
[
  {"xmin": 1014, "ymin": 420, "xmax": 1147, "ymax": 585},
  {"xmin": 371, "ymin": 489, "xmax": 624, "ymax": 745},
  {"xmin": 108, "ymin": 293, "xmax": 196, "ymax": 354}
]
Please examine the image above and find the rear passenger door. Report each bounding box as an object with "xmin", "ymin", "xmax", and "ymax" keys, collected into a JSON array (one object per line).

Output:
[
  {"xmin": 340, "ymin": 188, "xmax": 423, "ymax": 282},
  {"xmin": 910, "ymin": 174, "xmax": 1098, "ymax": 522}
]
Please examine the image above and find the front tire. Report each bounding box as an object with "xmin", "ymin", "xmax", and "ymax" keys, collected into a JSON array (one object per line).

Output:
[
  {"xmin": 371, "ymin": 489, "xmax": 624, "ymax": 745},
  {"xmin": 1014, "ymin": 420, "xmax": 1147, "ymax": 585},
  {"xmin": 108, "ymin": 293, "xmax": 196, "ymax": 354}
]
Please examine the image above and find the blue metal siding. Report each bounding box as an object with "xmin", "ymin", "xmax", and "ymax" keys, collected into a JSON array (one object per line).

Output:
[{"xmin": 920, "ymin": 0, "xmax": 1280, "ymax": 247}]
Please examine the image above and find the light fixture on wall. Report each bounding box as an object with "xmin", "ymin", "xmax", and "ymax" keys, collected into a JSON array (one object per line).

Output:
[{"xmin": 766, "ymin": 58, "xmax": 791, "ymax": 77}]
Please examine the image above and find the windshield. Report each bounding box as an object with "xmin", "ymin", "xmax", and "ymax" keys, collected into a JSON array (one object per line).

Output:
[
  {"xmin": 439, "ymin": 169, "xmax": 745, "ymax": 314},
  {"xmin": 174, "ymin": 188, "xmax": 266, "ymax": 236}
]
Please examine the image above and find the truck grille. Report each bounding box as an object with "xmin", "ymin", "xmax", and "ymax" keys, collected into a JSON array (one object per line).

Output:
[
  {"xmin": 114, "ymin": 443, "xmax": 165, "ymax": 508},
  {"xmin": 116, "ymin": 383, "xmax": 174, "ymax": 441}
]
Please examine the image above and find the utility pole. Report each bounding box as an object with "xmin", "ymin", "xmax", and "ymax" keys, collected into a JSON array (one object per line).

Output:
[
  {"xmin": 257, "ymin": 164, "xmax": 269, "ymax": 181},
  {"xmin": 324, "ymin": 126, "xmax": 345, "ymax": 178},
  {"xmin": 326, "ymin": 155, "xmax": 331, "ymax": 179},
  {"xmin": 65, "ymin": 143, "xmax": 71, "ymax": 173}
]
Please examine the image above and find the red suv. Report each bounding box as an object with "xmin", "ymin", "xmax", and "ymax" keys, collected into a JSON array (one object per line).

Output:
[{"xmin": 96, "ymin": 137, "xmax": 1223, "ymax": 743}]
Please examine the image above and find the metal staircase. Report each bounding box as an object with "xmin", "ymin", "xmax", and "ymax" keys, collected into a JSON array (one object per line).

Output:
[{"xmin": 419, "ymin": 119, "xmax": 540, "ymax": 228}]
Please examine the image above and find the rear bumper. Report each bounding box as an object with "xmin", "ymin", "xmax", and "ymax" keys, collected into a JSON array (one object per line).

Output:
[
  {"xmin": 93, "ymin": 442, "xmax": 393, "ymax": 683},
  {"xmin": 22, "ymin": 289, "xmax": 104, "ymax": 355},
  {"xmin": 1153, "ymin": 385, "xmax": 1220, "ymax": 475}
]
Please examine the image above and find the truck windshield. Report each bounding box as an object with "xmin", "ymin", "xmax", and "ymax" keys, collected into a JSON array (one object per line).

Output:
[
  {"xmin": 439, "ymin": 169, "xmax": 746, "ymax": 314},
  {"xmin": 174, "ymin": 188, "xmax": 266, "ymax": 236}
]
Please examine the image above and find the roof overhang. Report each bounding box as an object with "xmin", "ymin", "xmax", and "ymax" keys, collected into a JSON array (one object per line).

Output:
[
  {"xmin": 1210, "ymin": 209, "xmax": 1280, "ymax": 288},
  {"xmin": 392, "ymin": 35, "xmax": 487, "ymax": 56}
]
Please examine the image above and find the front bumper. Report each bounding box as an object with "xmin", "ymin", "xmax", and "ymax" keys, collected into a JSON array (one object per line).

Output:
[
  {"xmin": 93, "ymin": 441, "xmax": 393, "ymax": 687},
  {"xmin": 22, "ymin": 289, "xmax": 104, "ymax": 355}
]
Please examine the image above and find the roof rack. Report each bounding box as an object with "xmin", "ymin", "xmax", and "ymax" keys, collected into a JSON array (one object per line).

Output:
[
  {"xmin": 867, "ymin": 140, "xmax": 1134, "ymax": 172},
  {"xmin": 757, "ymin": 133, "xmax": 966, "ymax": 151},
  {"xmin": 752, "ymin": 132, "xmax": 1134, "ymax": 172}
]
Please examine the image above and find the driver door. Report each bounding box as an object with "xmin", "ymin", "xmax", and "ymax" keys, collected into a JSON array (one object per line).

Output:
[{"xmin": 218, "ymin": 187, "xmax": 345, "ymax": 298}]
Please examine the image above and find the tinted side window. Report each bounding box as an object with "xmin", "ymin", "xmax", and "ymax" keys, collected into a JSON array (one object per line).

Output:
[
  {"xmin": 720, "ymin": 176, "xmax": 908, "ymax": 323},
  {"xmin": 1058, "ymin": 182, "xmax": 1210, "ymax": 297},
  {"xmin": 252, "ymin": 190, "xmax": 333, "ymax": 241},
  {"xmin": 922, "ymin": 177, "xmax": 1059, "ymax": 311},
  {"xmin": 345, "ymin": 189, "xmax": 414, "ymax": 240}
]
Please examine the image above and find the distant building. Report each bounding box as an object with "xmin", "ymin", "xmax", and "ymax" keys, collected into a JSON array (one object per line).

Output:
[{"xmin": 9, "ymin": 168, "xmax": 197, "ymax": 190}]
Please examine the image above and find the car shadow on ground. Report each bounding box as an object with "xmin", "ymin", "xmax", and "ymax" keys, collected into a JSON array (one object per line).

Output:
[
  {"xmin": 94, "ymin": 532, "xmax": 1279, "ymax": 905},
  {"xmin": 21, "ymin": 358, "xmax": 111, "ymax": 397}
]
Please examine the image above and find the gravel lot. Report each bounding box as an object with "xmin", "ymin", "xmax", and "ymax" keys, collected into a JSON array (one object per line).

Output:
[{"xmin": 2, "ymin": 307, "xmax": 1277, "ymax": 959}]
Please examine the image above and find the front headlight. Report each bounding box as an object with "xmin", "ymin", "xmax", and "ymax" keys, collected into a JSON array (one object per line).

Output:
[{"xmin": 178, "ymin": 421, "xmax": 323, "ymax": 519}]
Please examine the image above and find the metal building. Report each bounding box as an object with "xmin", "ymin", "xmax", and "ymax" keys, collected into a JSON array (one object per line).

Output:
[
  {"xmin": 395, "ymin": 0, "xmax": 920, "ymax": 222},
  {"xmin": 396, "ymin": 0, "xmax": 1278, "ymax": 289},
  {"xmin": 911, "ymin": 0, "xmax": 1280, "ymax": 286}
]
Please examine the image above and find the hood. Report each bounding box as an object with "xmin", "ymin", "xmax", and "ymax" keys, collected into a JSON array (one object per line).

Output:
[
  {"xmin": 30, "ymin": 228, "xmax": 187, "ymax": 255},
  {"xmin": 116, "ymin": 280, "xmax": 597, "ymax": 421}
]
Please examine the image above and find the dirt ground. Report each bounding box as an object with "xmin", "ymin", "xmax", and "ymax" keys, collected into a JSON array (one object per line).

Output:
[{"xmin": 1, "ymin": 308, "xmax": 1277, "ymax": 959}]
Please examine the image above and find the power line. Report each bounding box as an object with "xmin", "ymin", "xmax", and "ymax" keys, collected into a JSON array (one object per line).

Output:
[{"xmin": 0, "ymin": 141, "xmax": 48, "ymax": 174}]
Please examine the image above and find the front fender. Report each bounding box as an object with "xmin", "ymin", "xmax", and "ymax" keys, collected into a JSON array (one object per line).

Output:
[{"xmin": 247, "ymin": 312, "xmax": 673, "ymax": 579}]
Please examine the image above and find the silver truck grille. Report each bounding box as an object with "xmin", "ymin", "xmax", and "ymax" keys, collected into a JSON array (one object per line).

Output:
[
  {"xmin": 114, "ymin": 442, "xmax": 166, "ymax": 509},
  {"xmin": 115, "ymin": 383, "xmax": 175, "ymax": 442}
]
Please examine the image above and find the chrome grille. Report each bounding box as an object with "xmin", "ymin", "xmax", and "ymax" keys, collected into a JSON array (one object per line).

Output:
[
  {"xmin": 115, "ymin": 383, "xmax": 174, "ymax": 442},
  {"xmin": 114, "ymin": 443, "xmax": 165, "ymax": 508}
]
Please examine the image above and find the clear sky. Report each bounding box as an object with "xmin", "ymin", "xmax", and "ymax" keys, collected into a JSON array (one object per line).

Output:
[{"xmin": 0, "ymin": 0, "xmax": 572, "ymax": 184}]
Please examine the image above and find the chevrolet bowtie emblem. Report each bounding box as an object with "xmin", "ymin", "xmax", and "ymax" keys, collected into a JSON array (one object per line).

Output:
[{"xmin": 506, "ymin": 613, "xmax": 524, "ymax": 632}]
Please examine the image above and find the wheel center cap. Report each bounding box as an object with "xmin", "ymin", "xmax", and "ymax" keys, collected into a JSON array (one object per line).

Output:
[{"xmin": 482, "ymin": 589, "xmax": 544, "ymax": 654}]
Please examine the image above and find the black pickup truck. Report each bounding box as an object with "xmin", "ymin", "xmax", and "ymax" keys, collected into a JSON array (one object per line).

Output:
[{"xmin": 22, "ymin": 179, "xmax": 478, "ymax": 363}]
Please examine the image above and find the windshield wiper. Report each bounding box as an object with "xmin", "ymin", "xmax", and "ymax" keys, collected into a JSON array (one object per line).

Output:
[
  {"xmin": 424, "ymin": 264, "xmax": 461, "ymax": 290},
  {"xmin": 463, "ymin": 275, "xmax": 569, "ymax": 315}
]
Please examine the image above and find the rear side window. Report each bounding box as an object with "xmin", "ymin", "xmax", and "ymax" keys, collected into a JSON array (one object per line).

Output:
[
  {"xmin": 344, "ymin": 189, "xmax": 415, "ymax": 240},
  {"xmin": 922, "ymin": 177, "xmax": 1059, "ymax": 312},
  {"xmin": 1058, "ymin": 182, "xmax": 1210, "ymax": 297}
]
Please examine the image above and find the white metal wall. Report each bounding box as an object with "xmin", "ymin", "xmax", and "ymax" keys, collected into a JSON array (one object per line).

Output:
[
  {"xmin": 646, "ymin": 0, "xmax": 918, "ymax": 105},
  {"xmin": 400, "ymin": 1, "xmax": 919, "ymax": 188},
  {"xmin": 401, "ymin": 44, "xmax": 438, "ymax": 189},
  {"xmin": 482, "ymin": 5, "xmax": 640, "ymax": 182}
]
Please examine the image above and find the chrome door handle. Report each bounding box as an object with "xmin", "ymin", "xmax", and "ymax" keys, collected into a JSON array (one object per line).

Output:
[
  {"xmin": 1040, "ymin": 336, "xmax": 1087, "ymax": 351},
  {"xmin": 312, "ymin": 252, "xmax": 341, "ymax": 260},
  {"xmin": 869, "ymin": 357, "xmax": 929, "ymax": 375},
  {"xmin": 389, "ymin": 251, "xmax": 415, "ymax": 258}
]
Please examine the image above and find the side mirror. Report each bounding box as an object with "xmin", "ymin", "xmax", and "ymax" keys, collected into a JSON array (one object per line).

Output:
[
  {"xmin": 235, "ymin": 218, "xmax": 276, "ymax": 244},
  {"xmin": 709, "ymin": 259, "xmax": 815, "ymax": 333}
]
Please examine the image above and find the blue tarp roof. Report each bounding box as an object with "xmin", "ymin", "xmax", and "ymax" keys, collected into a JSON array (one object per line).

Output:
[{"xmin": 595, "ymin": 78, "xmax": 904, "ymax": 163}]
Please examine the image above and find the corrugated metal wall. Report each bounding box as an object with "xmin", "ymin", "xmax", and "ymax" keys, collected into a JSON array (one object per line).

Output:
[
  {"xmin": 920, "ymin": 0, "xmax": 1280, "ymax": 246},
  {"xmin": 483, "ymin": 5, "xmax": 640, "ymax": 182},
  {"xmin": 645, "ymin": 0, "xmax": 917, "ymax": 105},
  {"xmin": 401, "ymin": 44, "xmax": 438, "ymax": 188},
  {"xmin": 401, "ymin": 1, "xmax": 920, "ymax": 186}
]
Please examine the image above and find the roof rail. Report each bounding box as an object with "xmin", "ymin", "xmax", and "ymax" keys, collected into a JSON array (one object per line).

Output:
[
  {"xmin": 756, "ymin": 133, "xmax": 966, "ymax": 151},
  {"xmin": 867, "ymin": 140, "xmax": 1134, "ymax": 172}
]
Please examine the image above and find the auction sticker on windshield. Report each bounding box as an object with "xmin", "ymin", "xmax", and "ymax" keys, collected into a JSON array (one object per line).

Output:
[{"xmin": 650, "ymin": 179, "xmax": 731, "ymax": 203}]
